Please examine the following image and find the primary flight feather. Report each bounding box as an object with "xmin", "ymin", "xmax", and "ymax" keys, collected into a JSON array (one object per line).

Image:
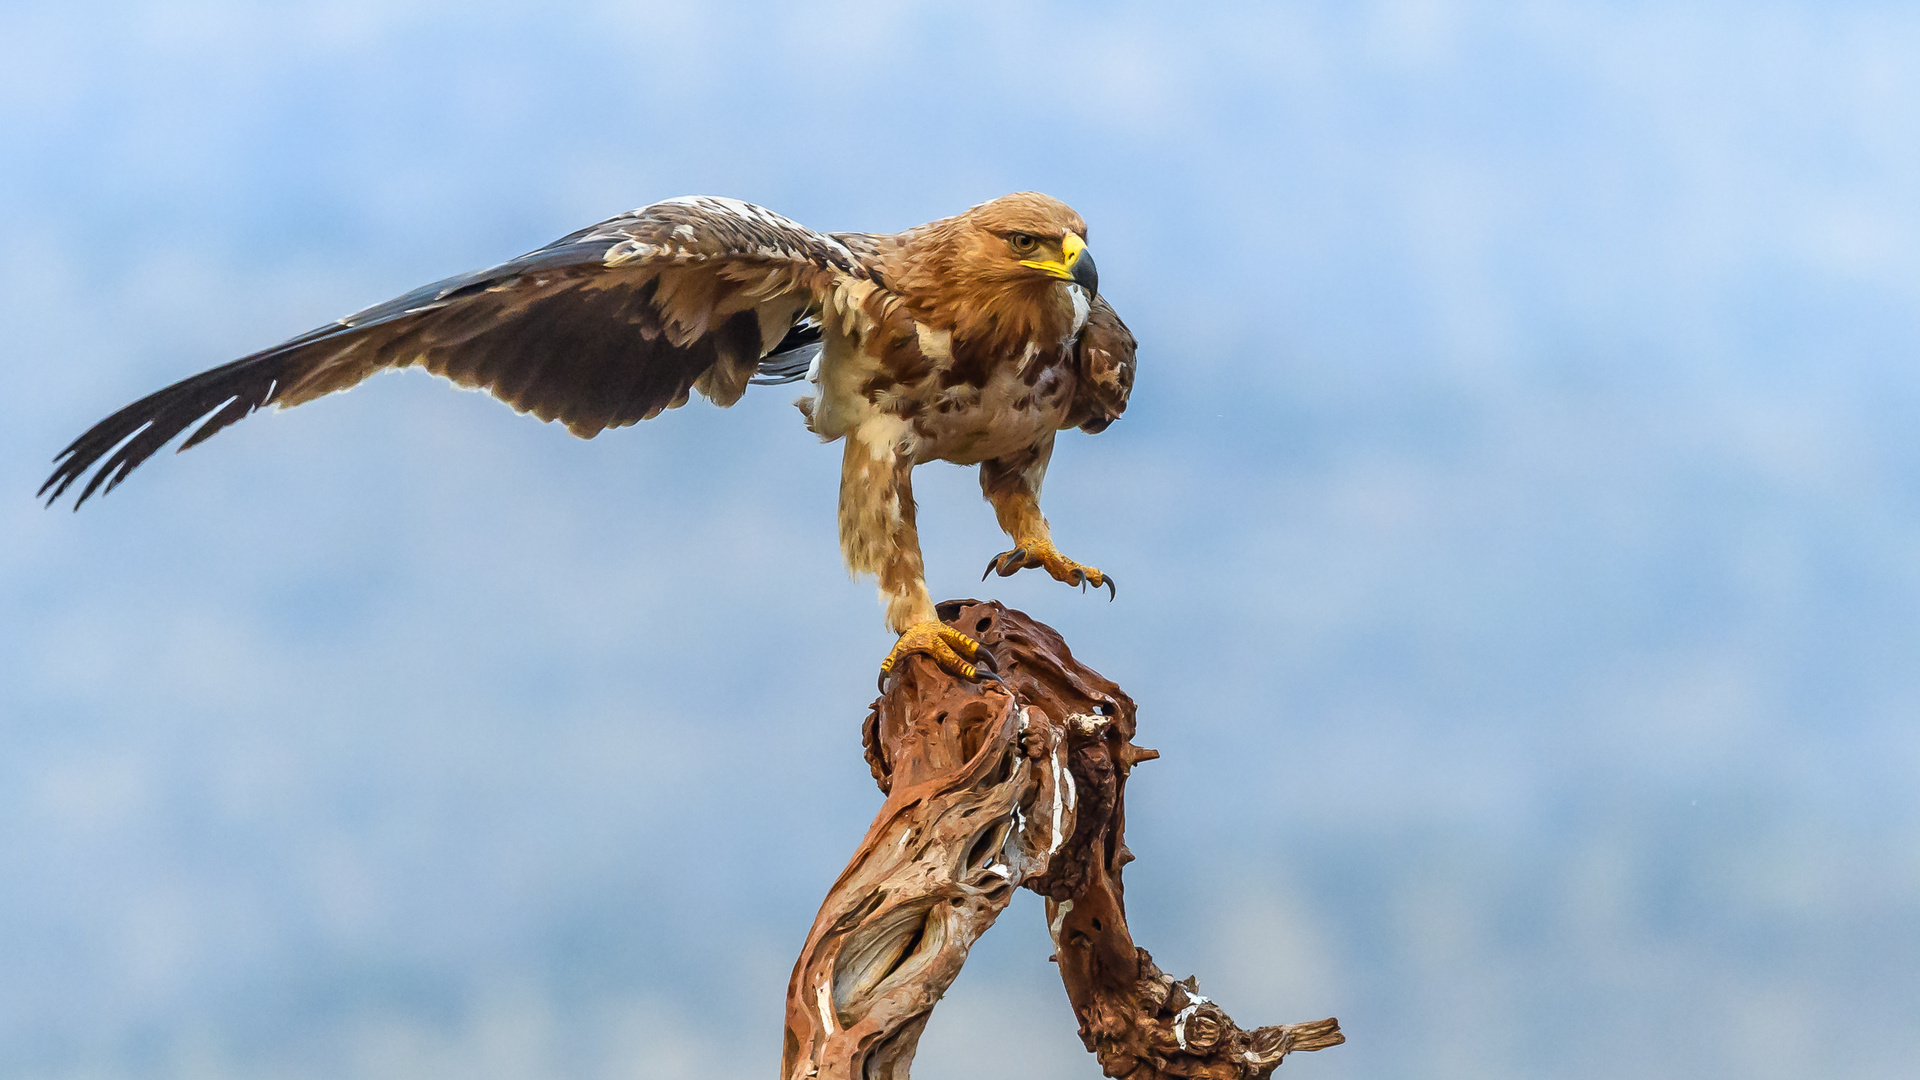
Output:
[{"xmin": 42, "ymin": 192, "xmax": 1136, "ymax": 680}]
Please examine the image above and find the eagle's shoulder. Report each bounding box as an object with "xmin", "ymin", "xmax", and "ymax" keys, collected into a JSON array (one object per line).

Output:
[
  {"xmin": 563, "ymin": 196, "xmax": 862, "ymax": 279},
  {"xmin": 1068, "ymin": 295, "xmax": 1136, "ymax": 433}
]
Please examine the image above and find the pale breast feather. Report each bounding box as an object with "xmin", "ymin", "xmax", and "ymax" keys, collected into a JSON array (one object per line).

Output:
[{"xmin": 1066, "ymin": 284, "xmax": 1092, "ymax": 341}]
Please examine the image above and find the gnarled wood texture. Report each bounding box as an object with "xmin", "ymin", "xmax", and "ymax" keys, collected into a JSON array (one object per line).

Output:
[{"xmin": 783, "ymin": 600, "xmax": 1342, "ymax": 1079}]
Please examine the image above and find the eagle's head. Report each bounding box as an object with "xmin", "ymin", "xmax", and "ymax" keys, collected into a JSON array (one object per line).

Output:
[
  {"xmin": 957, "ymin": 192, "xmax": 1099, "ymax": 298},
  {"xmin": 882, "ymin": 192, "xmax": 1102, "ymax": 350}
]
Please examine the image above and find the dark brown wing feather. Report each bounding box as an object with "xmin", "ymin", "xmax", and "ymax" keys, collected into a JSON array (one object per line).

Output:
[
  {"xmin": 42, "ymin": 197, "xmax": 861, "ymax": 509},
  {"xmin": 1070, "ymin": 295, "xmax": 1137, "ymax": 434}
]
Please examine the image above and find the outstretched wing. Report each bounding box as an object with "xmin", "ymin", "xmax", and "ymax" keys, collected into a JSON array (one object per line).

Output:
[
  {"xmin": 41, "ymin": 196, "xmax": 863, "ymax": 509},
  {"xmin": 1069, "ymin": 295, "xmax": 1136, "ymax": 434}
]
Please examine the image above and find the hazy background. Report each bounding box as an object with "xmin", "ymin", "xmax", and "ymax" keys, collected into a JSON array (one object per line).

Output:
[{"xmin": 5, "ymin": 2, "xmax": 1919, "ymax": 1077}]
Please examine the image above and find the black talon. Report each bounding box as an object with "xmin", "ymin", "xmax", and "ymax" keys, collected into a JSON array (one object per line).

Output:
[
  {"xmin": 1005, "ymin": 548, "xmax": 1028, "ymax": 576},
  {"xmin": 974, "ymin": 667, "xmax": 1007, "ymax": 687},
  {"xmin": 1101, "ymin": 573, "xmax": 1117, "ymax": 601},
  {"xmin": 972, "ymin": 645, "xmax": 1001, "ymax": 672}
]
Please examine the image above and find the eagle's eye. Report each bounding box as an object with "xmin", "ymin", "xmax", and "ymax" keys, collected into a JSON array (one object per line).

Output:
[{"xmin": 1008, "ymin": 232, "xmax": 1040, "ymax": 255}]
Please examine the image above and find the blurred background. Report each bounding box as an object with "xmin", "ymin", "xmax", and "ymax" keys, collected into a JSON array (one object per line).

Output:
[{"xmin": 5, "ymin": 2, "xmax": 1918, "ymax": 1077}]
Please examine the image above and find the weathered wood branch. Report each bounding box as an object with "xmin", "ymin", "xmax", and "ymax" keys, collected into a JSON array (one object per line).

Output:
[{"xmin": 783, "ymin": 600, "xmax": 1342, "ymax": 1080}]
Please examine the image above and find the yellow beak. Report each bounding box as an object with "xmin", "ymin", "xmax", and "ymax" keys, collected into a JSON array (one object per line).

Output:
[{"xmin": 1019, "ymin": 233, "xmax": 1098, "ymax": 294}]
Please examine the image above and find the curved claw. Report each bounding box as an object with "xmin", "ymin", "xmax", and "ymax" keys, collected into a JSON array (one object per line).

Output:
[
  {"xmin": 879, "ymin": 620, "xmax": 1004, "ymax": 690},
  {"xmin": 982, "ymin": 540, "xmax": 1113, "ymax": 601},
  {"xmin": 982, "ymin": 548, "xmax": 1031, "ymax": 580}
]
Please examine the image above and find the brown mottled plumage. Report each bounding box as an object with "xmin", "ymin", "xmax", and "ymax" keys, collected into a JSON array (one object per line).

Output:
[{"xmin": 42, "ymin": 192, "xmax": 1136, "ymax": 679}]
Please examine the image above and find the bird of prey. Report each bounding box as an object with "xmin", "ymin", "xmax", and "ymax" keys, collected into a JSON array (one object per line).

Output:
[{"xmin": 41, "ymin": 192, "xmax": 1135, "ymax": 681}]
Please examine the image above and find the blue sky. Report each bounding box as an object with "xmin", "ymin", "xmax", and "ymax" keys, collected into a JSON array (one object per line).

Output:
[{"xmin": 4, "ymin": 2, "xmax": 1920, "ymax": 1078}]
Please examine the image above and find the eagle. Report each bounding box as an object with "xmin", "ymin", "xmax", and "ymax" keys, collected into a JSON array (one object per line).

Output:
[{"xmin": 40, "ymin": 193, "xmax": 1135, "ymax": 681}]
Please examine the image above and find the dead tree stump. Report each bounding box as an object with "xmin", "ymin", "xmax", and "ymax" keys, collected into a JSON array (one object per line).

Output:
[{"xmin": 782, "ymin": 600, "xmax": 1343, "ymax": 1080}]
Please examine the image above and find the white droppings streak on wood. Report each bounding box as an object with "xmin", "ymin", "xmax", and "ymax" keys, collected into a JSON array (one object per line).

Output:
[
  {"xmin": 1047, "ymin": 743, "xmax": 1069, "ymax": 855},
  {"xmin": 1173, "ymin": 994, "xmax": 1212, "ymax": 1051},
  {"xmin": 1048, "ymin": 899, "xmax": 1074, "ymax": 945},
  {"xmin": 816, "ymin": 977, "xmax": 836, "ymax": 1035}
]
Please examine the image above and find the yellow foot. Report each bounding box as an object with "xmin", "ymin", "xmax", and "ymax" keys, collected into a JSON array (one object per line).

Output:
[
  {"xmin": 879, "ymin": 620, "xmax": 1002, "ymax": 687},
  {"xmin": 982, "ymin": 538, "xmax": 1116, "ymax": 600}
]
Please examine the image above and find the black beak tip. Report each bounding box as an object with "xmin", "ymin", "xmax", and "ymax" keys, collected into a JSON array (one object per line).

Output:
[{"xmin": 1072, "ymin": 249, "xmax": 1099, "ymax": 297}]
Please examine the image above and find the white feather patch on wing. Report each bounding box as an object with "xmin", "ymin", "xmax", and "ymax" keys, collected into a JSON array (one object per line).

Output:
[
  {"xmin": 651, "ymin": 195, "xmax": 858, "ymax": 261},
  {"xmin": 602, "ymin": 240, "xmax": 659, "ymax": 266}
]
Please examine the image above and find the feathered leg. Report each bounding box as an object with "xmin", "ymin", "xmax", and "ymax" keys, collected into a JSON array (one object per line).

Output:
[
  {"xmin": 979, "ymin": 434, "xmax": 1114, "ymax": 599},
  {"xmin": 839, "ymin": 418, "xmax": 994, "ymax": 682}
]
